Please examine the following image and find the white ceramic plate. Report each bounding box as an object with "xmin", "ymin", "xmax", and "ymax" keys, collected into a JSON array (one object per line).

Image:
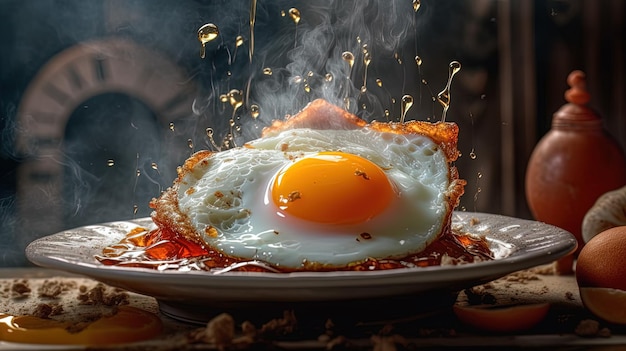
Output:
[{"xmin": 26, "ymin": 212, "xmax": 577, "ymax": 323}]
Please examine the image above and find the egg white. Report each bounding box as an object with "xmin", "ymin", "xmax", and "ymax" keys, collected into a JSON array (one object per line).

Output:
[{"xmin": 176, "ymin": 127, "xmax": 451, "ymax": 269}]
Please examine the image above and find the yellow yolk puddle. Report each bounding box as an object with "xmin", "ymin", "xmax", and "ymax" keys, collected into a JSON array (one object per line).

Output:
[{"xmin": 0, "ymin": 306, "xmax": 162, "ymax": 345}]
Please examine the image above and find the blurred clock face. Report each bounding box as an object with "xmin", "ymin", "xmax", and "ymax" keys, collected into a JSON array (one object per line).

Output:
[{"xmin": 16, "ymin": 37, "xmax": 197, "ymax": 231}]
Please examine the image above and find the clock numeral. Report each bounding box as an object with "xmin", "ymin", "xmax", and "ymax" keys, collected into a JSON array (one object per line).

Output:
[
  {"xmin": 67, "ymin": 66, "xmax": 84, "ymax": 90},
  {"xmin": 43, "ymin": 83, "xmax": 70, "ymax": 106},
  {"xmin": 94, "ymin": 56, "xmax": 108, "ymax": 82}
]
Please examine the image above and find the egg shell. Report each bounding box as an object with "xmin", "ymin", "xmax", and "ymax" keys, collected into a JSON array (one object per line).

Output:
[{"xmin": 576, "ymin": 226, "xmax": 626, "ymax": 291}]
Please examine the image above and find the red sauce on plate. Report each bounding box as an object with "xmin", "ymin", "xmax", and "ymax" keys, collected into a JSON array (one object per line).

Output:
[{"xmin": 96, "ymin": 224, "xmax": 493, "ymax": 273}]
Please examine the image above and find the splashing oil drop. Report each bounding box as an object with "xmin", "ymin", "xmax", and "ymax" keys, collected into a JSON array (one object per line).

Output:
[
  {"xmin": 169, "ymin": 122, "xmax": 175, "ymax": 132},
  {"xmin": 289, "ymin": 7, "xmax": 301, "ymax": 48},
  {"xmin": 262, "ymin": 67, "xmax": 273, "ymax": 76},
  {"xmin": 236, "ymin": 35, "xmax": 244, "ymax": 47},
  {"xmin": 206, "ymin": 128, "xmax": 220, "ymax": 150},
  {"xmin": 394, "ymin": 52, "xmax": 402, "ymax": 65},
  {"xmin": 250, "ymin": 104, "xmax": 260, "ymax": 119},
  {"xmin": 197, "ymin": 23, "xmax": 219, "ymax": 59},
  {"xmin": 342, "ymin": 51, "xmax": 355, "ymax": 69},
  {"xmin": 415, "ymin": 55, "xmax": 422, "ymax": 67},
  {"xmin": 437, "ymin": 61, "xmax": 461, "ymax": 122},
  {"xmin": 107, "ymin": 159, "xmax": 114, "ymax": 167},
  {"xmin": 376, "ymin": 78, "xmax": 383, "ymax": 87},
  {"xmin": 363, "ymin": 51, "xmax": 371, "ymax": 90},
  {"xmin": 249, "ymin": 0, "xmax": 257, "ymax": 62},
  {"xmin": 413, "ymin": 0, "xmax": 421, "ymax": 12},
  {"xmin": 342, "ymin": 51, "xmax": 355, "ymax": 79},
  {"xmin": 288, "ymin": 7, "xmax": 301, "ymax": 24},
  {"xmin": 400, "ymin": 95, "xmax": 414, "ymax": 123},
  {"xmin": 228, "ymin": 89, "xmax": 244, "ymax": 112}
]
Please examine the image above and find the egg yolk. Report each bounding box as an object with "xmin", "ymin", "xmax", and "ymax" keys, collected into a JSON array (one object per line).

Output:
[
  {"xmin": 271, "ymin": 151, "xmax": 394, "ymax": 225},
  {"xmin": 0, "ymin": 306, "xmax": 162, "ymax": 345}
]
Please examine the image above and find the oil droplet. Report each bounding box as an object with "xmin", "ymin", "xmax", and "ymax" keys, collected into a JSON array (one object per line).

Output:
[
  {"xmin": 197, "ymin": 23, "xmax": 219, "ymax": 59},
  {"xmin": 360, "ymin": 86, "xmax": 367, "ymax": 93},
  {"xmin": 206, "ymin": 128, "xmax": 220, "ymax": 150},
  {"xmin": 107, "ymin": 159, "xmax": 114, "ymax": 167},
  {"xmin": 188, "ymin": 139, "xmax": 194, "ymax": 149},
  {"xmin": 474, "ymin": 187, "xmax": 482, "ymax": 202},
  {"xmin": 394, "ymin": 52, "xmax": 403, "ymax": 65},
  {"xmin": 376, "ymin": 78, "xmax": 383, "ymax": 87},
  {"xmin": 236, "ymin": 35, "xmax": 244, "ymax": 47},
  {"xmin": 133, "ymin": 204, "xmax": 138, "ymax": 216},
  {"xmin": 136, "ymin": 169, "xmax": 141, "ymax": 177},
  {"xmin": 344, "ymin": 97, "xmax": 351, "ymax": 110},
  {"xmin": 151, "ymin": 162, "xmax": 158, "ymax": 170},
  {"xmin": 469, "ymin": 150, "xmax": 477, "ymax": 159},
  {"xmin": 307, "ymin": 71, "xmax": 314, "ymax": 77},
  {"xmin": 415, "ymin": 55, "xmax": 422, "ymax": 67},
  {"xmin": 169, "ymin": 122, "xmax": 175, "ymax": 132},
  {"xmin": 356, "ymin": 36, "xmax": 362, "ymax": 44},
  {"xmin": 325, "ymin": 73, "xmax": 333, "ymax": 82},
  {"xmin": 400, "ymin": 94, "xmax": 414, "ymax": 123},
  {"xmin": 281, "ymin": 10, "xmax": 286, "ymax": 16},
  {"xmin": 228, "ymin": 89, "xmax": 244, "ymax": 112},
  {"xmin": 292, "ymin": 76, "xmax": 303, "ymax": 84},
  {"xmin": 384, "ymin": 109, "xmax": 390, "ymax": 118},
  {"xmin": 481, "ymin": 94, "xmax": 487, "ymax": 100},
  {"xmin": 363, "ymin": 51, "xmax": 372, "ymax": 90},
  {"xmin": 342, "ymin": 51, "xmax": 355, "ymax": 69},
  {"xmin": 262, "ymin": 67, "xmax": 273, "ymax": 75},
  {"xmin": 220, "ymin": 94, "xmax": 229, "ymax": 103},
  {"xmin": 477, "ymin": 172, "xmax": 483, "ymax": 179},
  {"xmin": 250, "ymin": 104, "xmax": 260, "ymax": 119},
  {"xmin": 250, "ymin": 0, "xmax": 257, "ymax": 63},
  {"xmin": 288, "ymin": 8, "xmax": 301, "ymax": 24},
  {"xmin": 413, "ymin": 0, "xmax": 421, "ymax": 12},
  {"xmin": 437, "ymin": 61, "xmax": 462, "ymax": 122},
  {"xmin": 304, "ymin": 83, "xmax": 311, "ymax": 93}
]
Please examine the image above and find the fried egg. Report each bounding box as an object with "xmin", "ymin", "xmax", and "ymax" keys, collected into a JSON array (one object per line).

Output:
[{"xmin": 173, "ymin": 106, "xmax": 463, "ymax": 270}]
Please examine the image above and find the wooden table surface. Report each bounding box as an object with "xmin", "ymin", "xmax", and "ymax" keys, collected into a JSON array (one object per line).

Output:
[{"xmin": 1, "ymin": 266, "xmax": 625, "ymax": 350}]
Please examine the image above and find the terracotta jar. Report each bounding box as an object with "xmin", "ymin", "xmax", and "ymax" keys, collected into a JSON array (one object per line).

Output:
[{"xmin": 525, "ymin": 70, "xmax": 626, "ymax": 261}]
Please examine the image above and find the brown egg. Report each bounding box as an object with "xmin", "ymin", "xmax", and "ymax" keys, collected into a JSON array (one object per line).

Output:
[
  {"xmin": 576, "ymin": 226, "xmax": 626, "ymax": 291},
  {"xmin": 576, "ymin": 226, "xmax": 626, "ymax": 324}
]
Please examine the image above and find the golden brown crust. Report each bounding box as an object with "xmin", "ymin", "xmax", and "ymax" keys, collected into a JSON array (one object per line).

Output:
[
  {"xmin": 262, "ymin": 99, "xmax": 366, "ymax": 135},
  {"xmin": 263, "ymin": 99, "xmax": 460, "ymax": 163},
  {"xmin": 149, "ymin": 150, "xmax": 216, "ymax": 247}
]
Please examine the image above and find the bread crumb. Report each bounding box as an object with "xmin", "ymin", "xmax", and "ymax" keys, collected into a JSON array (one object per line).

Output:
[
  {"xmin": 11, "ymin": 281, "xmax": 31, "ymax": 298},
  {"xmin": 504, "ymin": 271, "xmax": 540, "ymax": 284},
  {"xmin": 205, "ymin": 313, "xmax": 235, "ymax": 350},
  {"xmin": 258, "ymin": 310, "xmax": 298, "ymax": 337},
  {"xmin": 77, "ymin": 283, "xmax": 129, "ymax": 306},
  {"xmin": 574, "ymin": 319, "xmax": 612, "ymax": 337}
]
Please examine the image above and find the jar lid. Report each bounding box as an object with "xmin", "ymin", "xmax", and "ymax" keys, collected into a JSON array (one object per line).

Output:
[{"xmin": 553, "ymin": 70, "xmax": 601, "ymax": 123}]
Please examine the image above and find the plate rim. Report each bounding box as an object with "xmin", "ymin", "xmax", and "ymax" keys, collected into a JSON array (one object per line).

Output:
[{"xmin": 25, "ymin": 211, "xmax": 578, "ymax": 290}]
